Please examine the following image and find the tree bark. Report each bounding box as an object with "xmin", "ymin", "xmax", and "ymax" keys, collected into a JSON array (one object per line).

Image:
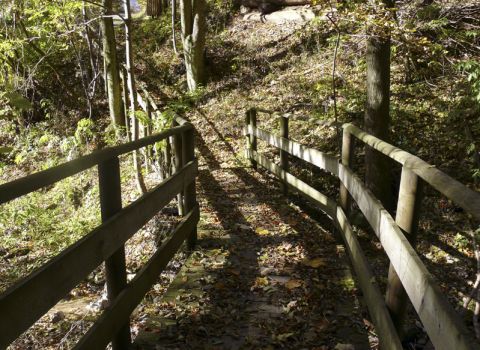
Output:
[
  {"xmin": 124, "ymin": 0, "xmax": 147, "ymax": 194},
  {"xmin": 101, "ymin": 0, "xmax": 125, "ymax": 127},
  {"xmin": 147, "ymin": 0, "xmax": 164, "ymax": 18},
  {"xmin": 172, "ymin": 0, "xmax": 179, "ymax": 55},
  {"xmin": 364, "ymin": 0, "xmax": 394, "ymax": 213},
  {"xmin": 180, "ymin": 0, "xmax": 206, "ymax": 91}
]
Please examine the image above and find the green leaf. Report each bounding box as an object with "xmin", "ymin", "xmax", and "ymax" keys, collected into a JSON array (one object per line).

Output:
[{"xmin": 5, "ymin": 92, "xmax": 32, "ymax": 111}]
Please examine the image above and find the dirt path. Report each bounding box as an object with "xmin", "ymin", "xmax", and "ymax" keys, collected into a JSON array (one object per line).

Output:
[{"xmin": 132, "ymin": 104, "xmax": 372, "ymax": 349}]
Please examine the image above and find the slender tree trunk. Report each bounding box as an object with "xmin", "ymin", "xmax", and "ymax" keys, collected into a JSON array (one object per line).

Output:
[
  {"xmin": 124, "ymin": 0, "xmax": 147, "ymax": 194},
  {"xmin": 172, "ymin": 0, "xmax": 178, "ymax": 55},
  {"xmin": 180, "ymin": 0, "xmax": 206, "ymax": 91},
  {"xmin": 101, "ymin": 0, "xmax": 125, "ymax": 127},
  {"xmin": 364, "ymin": 0, "xmax": 394, "ymax": 212}
]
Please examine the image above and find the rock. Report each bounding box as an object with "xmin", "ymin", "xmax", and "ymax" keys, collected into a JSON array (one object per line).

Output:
[{"xmin": 244, "ymin": 6, "xmax": 315, "ymax": 24}]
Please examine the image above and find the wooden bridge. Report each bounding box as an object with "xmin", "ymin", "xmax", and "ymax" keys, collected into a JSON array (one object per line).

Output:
[{"xmin": 1, "ymin": 95, "xmax": 480, "ymax": 349}]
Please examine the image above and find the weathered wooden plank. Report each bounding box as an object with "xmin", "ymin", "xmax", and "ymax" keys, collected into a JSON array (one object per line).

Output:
[
  {"xmin": 338, "ymin": 163, "xmax": 477, "ymax": 350},
  {"xmin": 339, "ymin": 127, "xmax": 354, "ymax": 215},
  {"xmin": 0, "ymin": 124, "xmax": 193, "ymax": 205},
  {"xmin": 246, "ymin": 125, "xmax": 339, "ymax": 176},
  {"xmin": 74, "ymin": 206, "xmax": 200, "ymax": 350},
  {"xmin": 343, "ymin": 123, "xmax": 480, "ymax": 221},
  {"xmin": 249, "ymin": 109, "xmax": 258, "ymax": 169},
  {"xmin": 279, "ymin": 115, "xmax": 289, "ymax": 195},
  {"xmin": 182, "ymin": 127, "xmax": 197, "ymax": 250},
  {"xmin": 335, "ymin": 206, "xmax": 403, "ymax": 350},
  {"xmin": 98, "ymin": 157, "xmax": 131, "ymax": 348},
  {"xmin": 386, "ymin": 167, "xmax": 424, "ymax": 334},
  {"xmin": 0, "ymin": 160, "xmax": 197, "ymax": 349},
  {"xmin": 249, "ymin": 150, "xmax": 336, "ymax": 217}
]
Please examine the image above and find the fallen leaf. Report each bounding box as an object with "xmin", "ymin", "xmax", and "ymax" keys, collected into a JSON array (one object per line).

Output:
[
  {"xmin": 214, "ymin": 282, "xmax": 225, "ymax": 290},
  {"xmin": 255, "ymin": 276, "xmax": 269, "ymax": 287},
  {"xmin": 255, "ymin": 227, "xmax": 269, "ymax": 235},
  {"xmin": 277, "ymin": 332, "xmax": 294, "ymax": 341},
  {"xmin": 228, "ymin": 268, "xmax": 240, "ymax": 276},
  {"xmin": 236, "ymin": 223, "xmax": 250, "ymax": 230},
  {"xmin": 303, "ymin": 257, "xmax": 326, "ymax": 268},
  {"xmin": 285, "ymin": 279, "xmax": 302, "ymax": 289}
]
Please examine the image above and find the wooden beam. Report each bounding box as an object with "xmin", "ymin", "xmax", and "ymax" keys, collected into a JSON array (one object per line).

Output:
[
  {"xmin": 182, "ymin": 126, "xmax": 197, "ymax": 249},
  {"xmin": 386, "ymin": 167, "xmax": 424, "ymax": 335},
  {"xmin": 338, "ymin": 163, "xmax": 477, "ymax": 350},
  {"xmin": 249, "ymin": 150, "xmax": 336, "ymax": 217},
  {"xmin": 98, "ymin": 157, "xmax": 131, "ymax": 349},
  {"xmin": 335, "ymin": 206, "xmax": 403, "ymax": 350},
  {"xmin": 279, "ymin": 115, "xmax": 289, "ymax": 195},
  {"xmin": 246, "ymin": 125, "xmax": 339, "ymax": 176},
  {"xmin": 250, "ymin": 109, "xmax": 258, "ymax": 169},
  {"xmin": 74, "ymin": 206, "xmax": 200, "ymax": 350},
  {"xmin": 0, "ymin": 160, "xmax": 197, "ymax": 348},
  {"xmin": 0, "ymin": 124, "xmax": 193, "ymax": 205},
  {"xmin": 343, "ymin": 123, "xmax": 480, "ymax": 221},
  {"xmin": 339, "ymin": 127, "xmax": 355, "ymax": 215}
]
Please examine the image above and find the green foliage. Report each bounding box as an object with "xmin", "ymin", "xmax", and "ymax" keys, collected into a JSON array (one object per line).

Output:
[
  {"xmin": 458, "ymin": 60, "xmax": 480, "ymax": 103},
  {"xmin": 0, "ymin": 170, "xmax": 100, "ymax": 289},
  {"xmin": 74, "ymin": 118, "xmax": 96, "ymax": 145}
]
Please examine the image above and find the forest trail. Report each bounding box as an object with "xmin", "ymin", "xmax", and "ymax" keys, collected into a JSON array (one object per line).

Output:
[
  {"xmin": 133, "ymin": 109, "xmax": 371, "ymax": 349},
  {"xmin": 132, "ymin": 12, "xmax": 374, "ymax": 349}
]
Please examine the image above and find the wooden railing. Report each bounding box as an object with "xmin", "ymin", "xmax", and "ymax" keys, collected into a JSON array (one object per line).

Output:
[
  {"xmin": 244, "ymin": 108, "xmax": 480, "ymax": 350},
  {"xmin": 0, "ymin": 105, "xmax": 199, "ymax": 348}
]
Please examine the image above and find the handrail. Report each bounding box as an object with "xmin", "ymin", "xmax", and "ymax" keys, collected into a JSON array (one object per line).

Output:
[
  {"xmin": 244, "ymin": 109, "xmax": 479, "ymax": 350},
  {"xmin": 0, "ymin": 123, "xmax": 192, "ymax": 205},
  {"xmin": 0, "ymin": 83, "xmax": 199, "ymax": 348},
  {"xmin": 343, "ymin": 123, "xmax": 480, "ymax": 221},
  {"xmin": 0, "ymin": 160, "xmax": 197, "ymax": 348}
]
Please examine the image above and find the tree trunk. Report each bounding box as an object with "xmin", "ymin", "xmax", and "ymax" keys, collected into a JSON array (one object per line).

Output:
[
  {"xmin": 180, "ymin": 0, "xmax": 206, "ymax": 91},
  {"xmin": 364, "ymin": 0, "xmax": 394, "ymax": 213},
  {"xmin": 101, "ymin": 0, "xmax": 125, "ymax": 127},
  {"xmin": 124, "ymin": 0, "xmax": 147, "ymax": 194},
  {"xmin": 147, "ymin": 0, "xmax": 164, "ymax": 18},
  {"xmin": 172, "ymin": 0, "xmax": 178, "ymax": 55}
]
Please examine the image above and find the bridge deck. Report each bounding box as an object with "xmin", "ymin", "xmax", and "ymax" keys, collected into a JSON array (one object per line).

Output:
[{"xmin": 133, "ymin": 116, "xmax": 371, "ymax": 349}]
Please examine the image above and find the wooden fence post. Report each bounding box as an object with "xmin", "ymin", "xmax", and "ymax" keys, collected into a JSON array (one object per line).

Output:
[
  {"xmin": 279, "ymin": 114, "xmax": 289, "ymax": 195},
  {"xmin": 182, "ymin": 125, "xmax": 197, "ymax": 249},
  {"xmin": 245, "ymin": 110, "xmax": 251, "ymax": 164},
  {"xmin": 165, "ymin": 137, "xmax": 172, "ymax": 176},
  {"xmin": 173, "ymin": 119, "xmax": 184, "ymax": 215},
  {"xmin": 245, "ymin": 108, "xmax": 257, "ymax": 169},
  {"xmin": 98, "ymin": 157, "xmax": 131, "ymax": 350},
  {"xmin": 339, "ymin": 127, "xmax": 355, "ymax": 214},
  {"xmin": 385, "ymin": 166, "xmax": 423, "ymax": 335}
]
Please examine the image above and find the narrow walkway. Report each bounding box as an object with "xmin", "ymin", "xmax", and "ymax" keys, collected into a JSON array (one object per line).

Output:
[{"xmin": 133, "ymin": 114, "xmax": 372, "ymax": 349}]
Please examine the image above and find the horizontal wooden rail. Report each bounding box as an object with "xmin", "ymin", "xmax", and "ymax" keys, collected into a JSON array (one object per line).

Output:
[
  {"xmin": 248, "ymin": 150, "xmax": 402, "ymax": 349},
  {"xmin": 247, "ymin": 150, "xmax": 336, "ymax": 217},
  {"xmin": 75, "ymin": 206, "xmax": 200, "ymax": 349},
  {"xmin": 0, "ymin": 160, "xmax": 198, "ymax": 348},
  {"xmin": 338, "ymin": 163, "xmax": 475, "ymax": 350},
  {"xmin": 343, "ymin": 123, "xmax": 480, "ymax": 221},
  {"xmin": 0, "ymin": 123, "xmax": 192, "ymax": 206},
  {"xmin": 245, "ymin": 125, "xmax": 339, "ymax": 176},
  {"xmin": 245, "ymin": 117, "xmax": 479, "ymax": 350}
]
